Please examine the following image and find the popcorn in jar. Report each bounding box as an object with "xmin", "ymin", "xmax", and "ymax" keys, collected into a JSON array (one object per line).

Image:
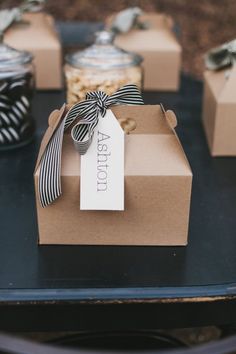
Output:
[{"xmin": 64, "ymin": 31, "xmax": 143, "ymax": 104}]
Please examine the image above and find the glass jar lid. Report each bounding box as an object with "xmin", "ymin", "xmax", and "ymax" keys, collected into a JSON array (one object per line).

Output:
[
  {"xmin": 66, "ymin": 30, "xmax": 143, "ymax": 70},
  {"xmin": 0, "ymin": 42, "xmax": 33, "ymax": 68}
]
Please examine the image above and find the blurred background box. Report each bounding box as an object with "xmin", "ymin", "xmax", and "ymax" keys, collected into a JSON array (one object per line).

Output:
[
  {"xmin": 108, "ymin": 13, "xmax": 181, "ymax": 91},
  {"xmin": 5, "ymin": 12, "xmax": 62, "ymax": 90},
  {"xmin": 202, "ymin": 66, "xmax": 236, "ymax": 156}
]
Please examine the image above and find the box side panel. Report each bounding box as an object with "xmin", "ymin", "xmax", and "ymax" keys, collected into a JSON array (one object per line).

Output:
[
  {"xmin": 31, "ymin": 48, "xmax": 62, "ymax": 89},
  {"xmin": 114, "ymin": 30, "xmax": 181, "ymax": 91},
  {"xmin": 202, "ymin": 76, "xmax": 217, "ymax": 154},
  {"xmin": 36, "ymin": 175, "xmax": 191, "ymax": 246},
  {"xmin": 141, "ymin": 50, "xmax": 181, "ymax": 91},
  {"xmin": 213, "ymin": 102, "xmax": 236, "ymax": 156}
]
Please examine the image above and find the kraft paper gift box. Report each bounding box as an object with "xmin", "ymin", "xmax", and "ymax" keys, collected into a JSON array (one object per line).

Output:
[
  {"xmin": 202, "ymin": 65, "xmax": 236, "ymax": 156},
  {"xmin": 5, "ymin": 12, "xmax": 62, "ymax": 90},
  {"xmin": 34, "ymin": 105, "xmax": 192, "ymax": 245},
  {"xmin": 107, "ymin": 13, "xmax": 182, "ymax": 91}
]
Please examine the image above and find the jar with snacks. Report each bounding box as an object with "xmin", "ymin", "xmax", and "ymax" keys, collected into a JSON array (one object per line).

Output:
[
  {"xmin": 64, "ymin": 30, "xmax": 143, "ymax": 104},
  {"xmin": 0, "ymin": 42, "xmax": 34, "ymax": 150}
]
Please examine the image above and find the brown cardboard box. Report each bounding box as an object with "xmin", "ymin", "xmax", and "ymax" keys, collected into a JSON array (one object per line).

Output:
[
  {"xmin": 202, "ymin": 66, "xmax": 236, "ymax": 156},
  {"xmin": 108, "ymin": 13, "xmax": 181, "ymax": 91},
  {"xmin": 5, "ymin": 12, "xmax": 62, "ymax": 90},
  {"xmin": 34, "ymin": 105, "xmax": 192, "ymax": 245}
]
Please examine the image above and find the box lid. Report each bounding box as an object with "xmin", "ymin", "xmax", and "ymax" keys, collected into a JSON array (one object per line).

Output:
[
  {"xmin": 112, "ymin": 13, "xmax": 181, "ymax": 52},
  {"xmin": 204, "ymin": 65, "xmax": 236, "ymax": 103},
  {"xmin": 35, "ymin": 105, "xmax": 192, "ymax": 178},
  {"xmin": 5, "ymin": 12, "xmax": 61, "ymax": 50}
]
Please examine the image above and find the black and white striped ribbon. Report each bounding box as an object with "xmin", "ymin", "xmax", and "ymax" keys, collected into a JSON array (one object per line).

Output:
[{"xmin": 39, "ymin": 84, "xmax": 143, "ymax": 207}]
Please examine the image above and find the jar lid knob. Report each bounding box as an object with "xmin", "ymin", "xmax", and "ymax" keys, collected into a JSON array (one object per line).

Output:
[{"xmin": 94, "ymin": 31, "xmax": 115, "ymax": 45}]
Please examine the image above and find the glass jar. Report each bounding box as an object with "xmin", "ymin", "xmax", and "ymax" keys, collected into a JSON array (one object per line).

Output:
[
  {"xmin": 64, "ymin": 31, "xmax": 143, "ymax": 104},
  {"xmin": 0, "ymin": 42, "xmax": 34, "ymax": 150}
]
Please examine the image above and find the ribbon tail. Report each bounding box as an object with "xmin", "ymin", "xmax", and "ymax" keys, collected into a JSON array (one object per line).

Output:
[{"xmin": 38, "ymin": 118, "xmax": 65, "ymax": 207}]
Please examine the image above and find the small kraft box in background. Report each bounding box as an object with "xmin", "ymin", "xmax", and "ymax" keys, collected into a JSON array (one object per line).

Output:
[
  {"xmin": 108, "ymin": 13, "xmax": 182, "ymax": 91},
  {"xmin": 202, "ymin": 66, "xmax": 236, "ymax": 156},
  {"xmin": 5, "ymin": 12, "xmax": 62, "ymax": 90},
  {"xmin": 34, "ymin": 105, "xmax": 192, "ymax": 246}
]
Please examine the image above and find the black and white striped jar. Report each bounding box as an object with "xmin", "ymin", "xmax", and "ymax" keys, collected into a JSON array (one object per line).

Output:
[{"xmin": 0, "ymin": 43, "xmax": 35, "ymax": 150}]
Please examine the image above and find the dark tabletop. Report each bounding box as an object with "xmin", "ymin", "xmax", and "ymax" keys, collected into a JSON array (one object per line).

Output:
[{"xmin": 1, "ymin": 75, "xmax": 236, "ymax": 331}]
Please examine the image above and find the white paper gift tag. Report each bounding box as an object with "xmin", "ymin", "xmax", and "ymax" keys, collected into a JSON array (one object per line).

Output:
[{"xmin": 80, "ymin": 109, "xmax": 124, "ymax": 210}]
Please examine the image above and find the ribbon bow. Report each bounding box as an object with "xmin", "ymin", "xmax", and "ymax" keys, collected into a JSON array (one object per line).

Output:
[
  {"xmin": 205, "ymin": 39, "xmax": 236, "ymax": 71},
  {"xmin": 110, "ymin": 7, "xmax": 148, "ymax": 33},
  {"xmin": 0, "ymin": 0, "xmax": 45, "ymax": 41},
  {"xmin": 39, "ymin": 84, "xmax": 143, "ymax": 208},
  {"xmin": 109, "ymin": 8, "xmax": 177, "ymax": 40}
]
